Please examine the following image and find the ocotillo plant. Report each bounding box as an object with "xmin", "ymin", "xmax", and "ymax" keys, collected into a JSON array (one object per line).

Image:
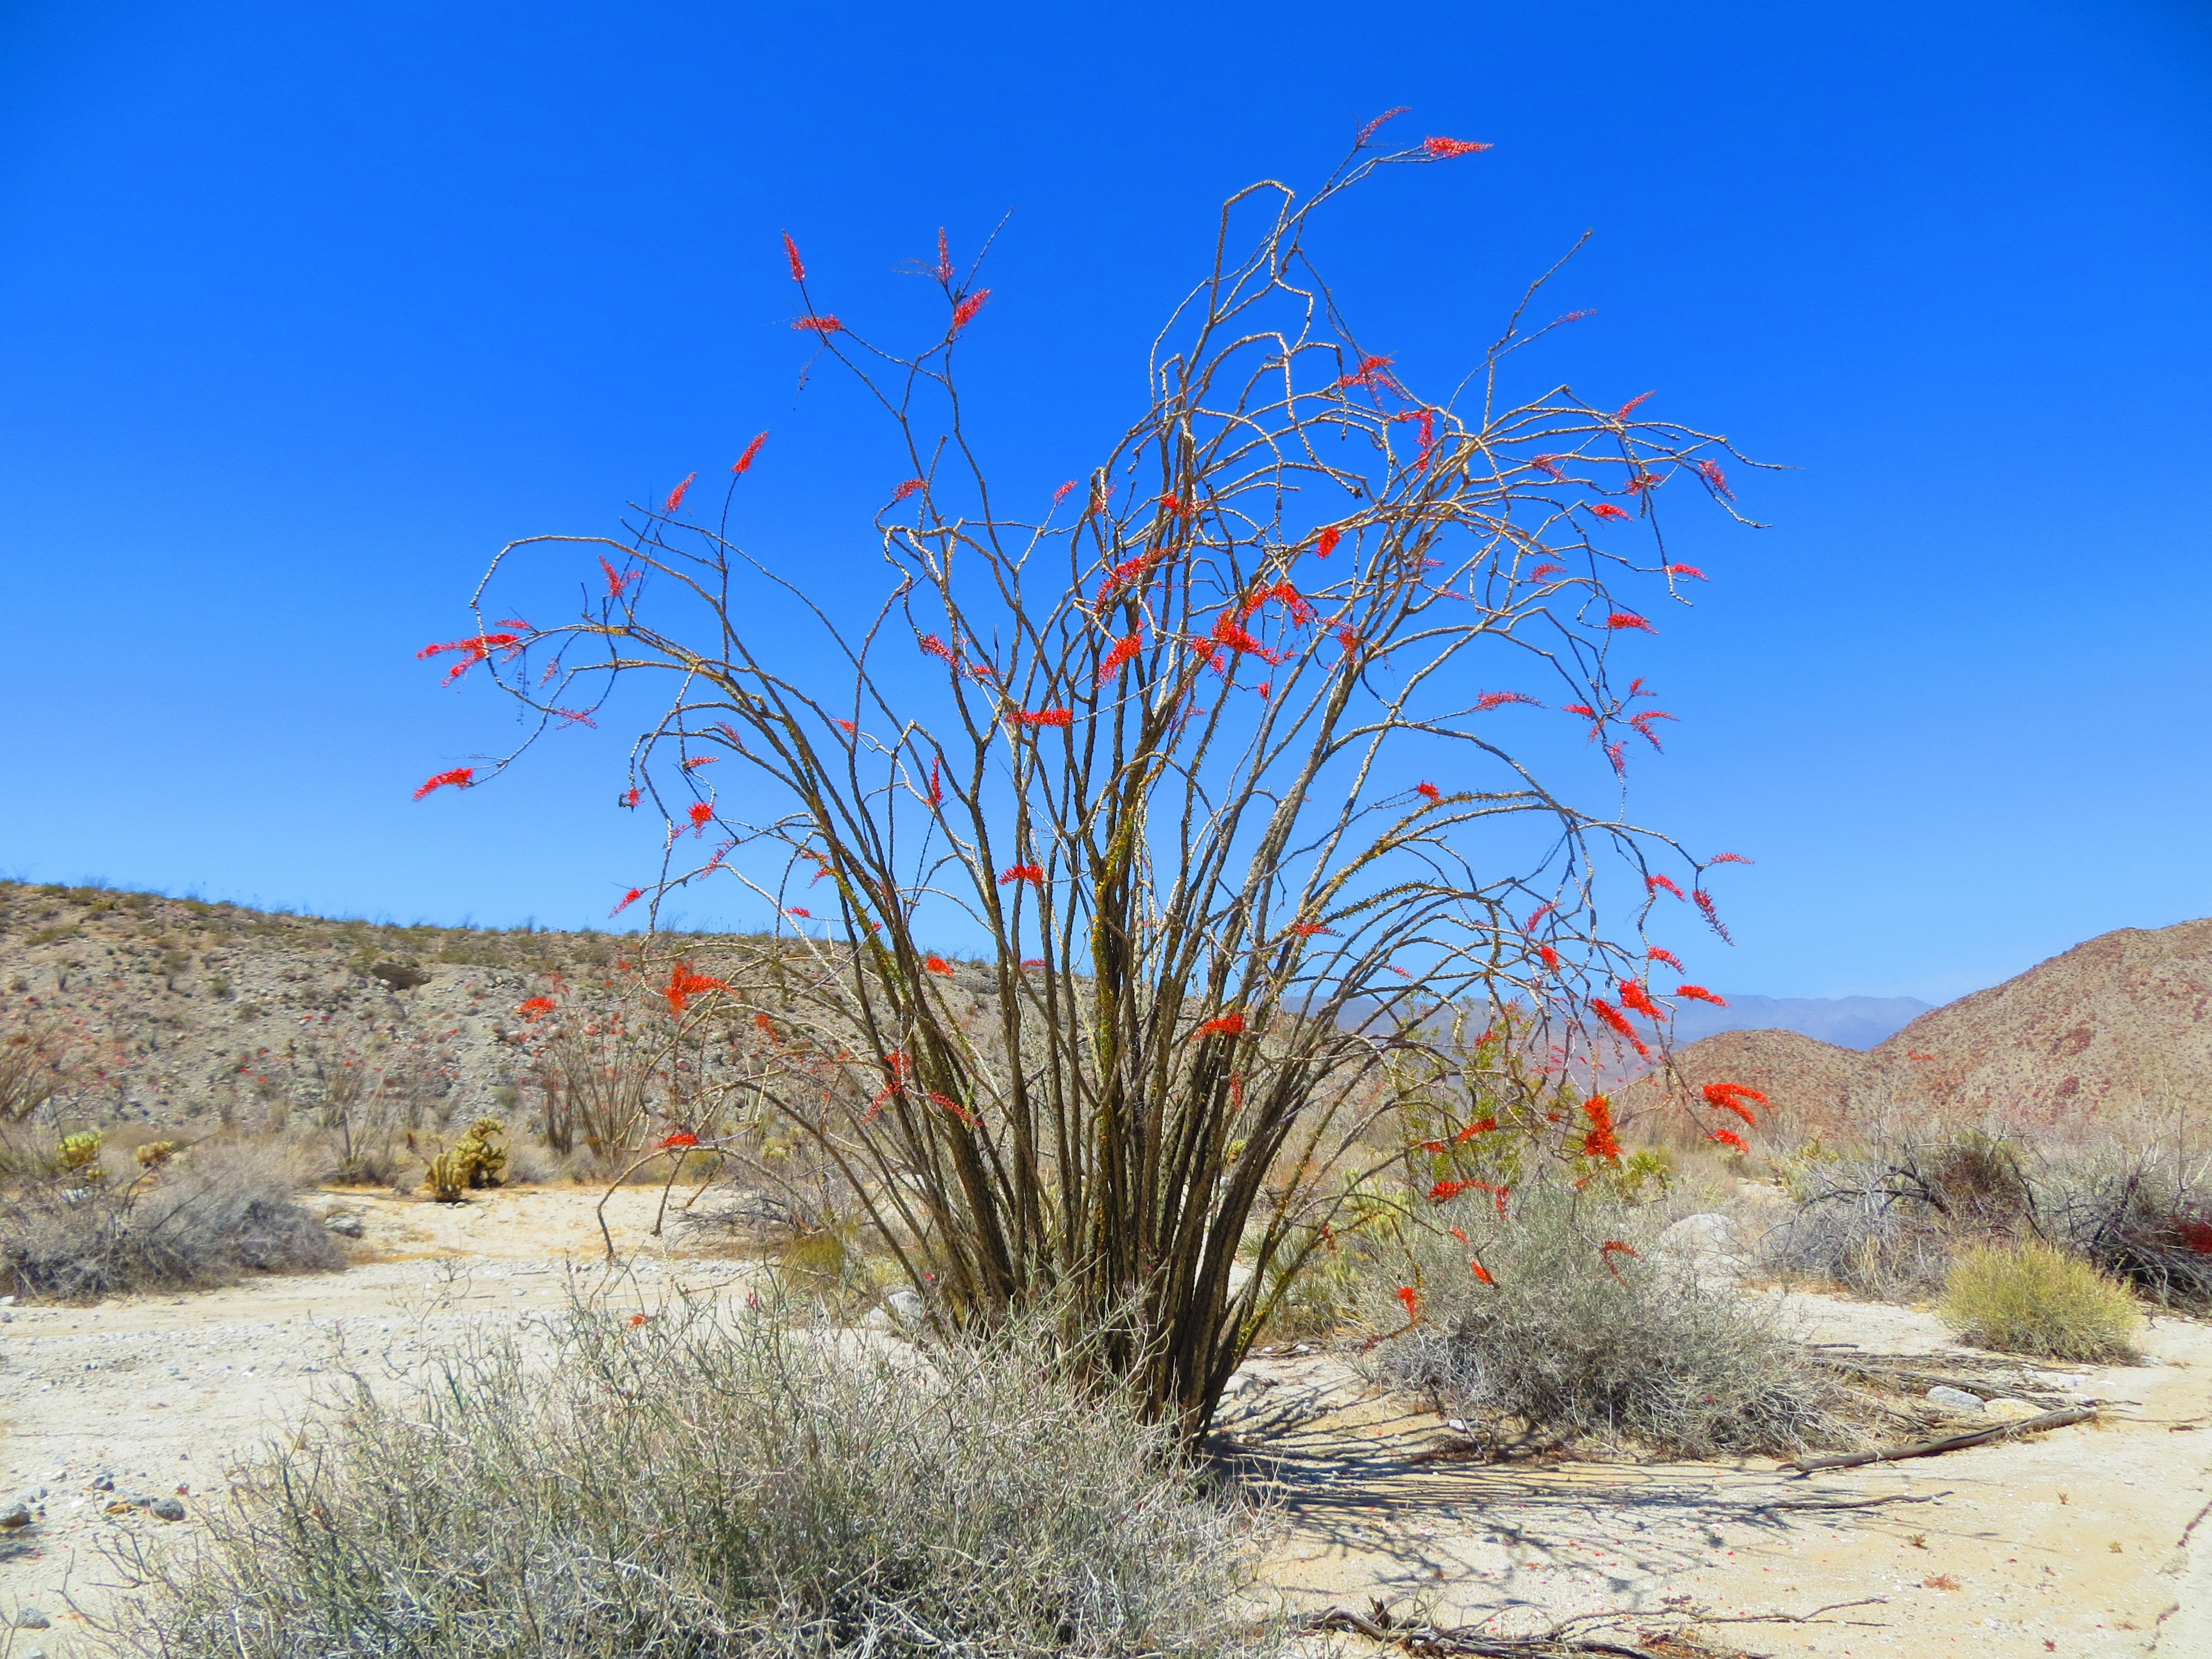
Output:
[{"xmin": 422, "ymin": 119, "xmax": 1762, "ymax": 1437}]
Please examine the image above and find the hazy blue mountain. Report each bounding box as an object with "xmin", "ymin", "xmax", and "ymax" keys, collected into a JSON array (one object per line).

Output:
[{"xmin": 1668, "ymin": 994, "xmax": 1932, "ymax": 1051}]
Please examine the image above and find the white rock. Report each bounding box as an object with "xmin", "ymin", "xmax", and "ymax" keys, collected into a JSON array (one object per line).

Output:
[
  {"xmin": 884, "ymin": 1288, "xmax": 926, "ymax": 1327},
  {"xmin": 1927, "ymin": 1384, "xmax": 1985, "ymax": 1411},
  {"xmin": 1656, "ymin": 1213, "xmax": 1739, "ymax": 1256}
]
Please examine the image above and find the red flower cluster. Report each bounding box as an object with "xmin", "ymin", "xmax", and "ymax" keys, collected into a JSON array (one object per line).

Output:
[
  {"xmin": 517, "ymin": 997, "xmax": 557, "ymax": 1020},
  {"xmin": 929, "ymin": 1090, "xmax": 979, "ymax": 1126},
  {"xmin": 1209, "ymin": 612, "xmax": 1281, "ymax": 664},
  {"xmin": 793, "ymin": 315, "xmax": 844, "ymax": 333},
  {"xmin": 658, "ymin": 1131, "xmax": 700, "ymax": 1150},
  {"xmin": 1667, "ymin": 563, "xmax": 1708, "ymax": 582},
  {"xmin": 1315, "ymin": 525, "xmax": 1343, "ymax": 558},
  {"xmin": 664, "ymin": 963, "xmax": 729, "ymax": 1015},
  {"xmin": 1287, "ymin": 921, "xmax": 1334, "ymax": 938},
  {"xmin": 688, "ymin": 802, "xmax": 714, "ymax": 834},
  {"xmin": 413, "ymin": 767, "xmax": 475, "ymax": 800},
  {"xmin": 1606, "ymin": 611, "xmax": 1655, "ymax": 632},
  {"xmin": 998, "ymin": 864, "xmax": 1044, "ymax": 887},
  {"xmin": 1646, "ymin": 946, "xmax": 1683, "ymax": 971},
  {"xmin": 417, "ymin": 631, "xmax": 525, "ymax": 686},
  {"xmin": 1008, "ymin": 707, "xmax": 1073, "ymax": 729},
  {"xmin": 1396, "ymin": 1285, "xmax": 1423, "ymax": 1322},
  {"xmin": 1646, "ymin": 874, "xmax": 1685, "ymax": 900},
  {"xmin": 951, "ymin": 289, "xmax": 990, "ymax": 331},
  {"xmin": 1415, "ymin": 781, "xmax": 1442, "ymax": 803},
  {"xmin": 610, "ymin": 887, "xmax": 644, "ymax": 916},
  {"xmin": 782, "ymin": 232, "xmax": 805, "ymax": 283},
  {"xmin": 1589, "ymin": 999, "xmax": 1650, "ymax": 1061},
  {"xmin": 1581, "ymin": 1094, "xmax": 1623, "ymax": 1163},
  {"xmin": 1694, "ymin": 457, "xmax": 1734, "ymax": 500},
  {"xmin": 665, "ymin": 473, "xmax": 696, "ymax": 514},
  {"xmin": 733, "ymin": 431, "xmax": 768, "ymax": 475},
  {"xmin": 1703, "ymin": 1082, "xmax": 1767, "ymax": 1126},
  {"xmin": 1194, "ymin": 1012, "xmax": 1246, "ymax": 1040},
  {"xmin": 1694, "ymin": 888, "xmax": 1734, "ymax": 943},
  {"xmin": 891, "ymin": 478, "xmax": 925, "ymax": 502},
  {"xmin": 601, "ymin": 556, "xmax": 638, "ymax": 598},
  {"xmin": 924, "ymin": 954, "xmax": 956, "ymax": 977},
  {"xmin": 1615, "ymin": 391, "xmax": 1655, "ymax": 420},
  {"xmin": 1588, "ymin": 502, "xmax": 1632, "ymax": 522},
  {"xmin": 1476, "ymin": 691, "xmax": 1540, "ymax": 712},
  {"xmin": 1096, "ymin": 631, "xmax": 1143, "ymax": 684},
  {"xmin": 1618, "ymin": 980, "xmax": 1663, "ymax": 1019},
  {"xmin": 1676, "ymin": 984, "xmax": 1726, "ymax": 1006},
  {"xmin": 1423, "ymin": 135, "xmax": 1491, "ymax": 158},
  {"xmin": 1708, "ymin": 1128, "xmax": 1748, "ymax": 1152}
]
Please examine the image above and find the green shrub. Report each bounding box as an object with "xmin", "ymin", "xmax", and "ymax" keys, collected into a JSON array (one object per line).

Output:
[
  {"xmin": 103, "ymin": 1296, "xmax": 1280, "ymax": 1659},
  {"xmin": 1938, "ymin": 1240, "xmax": 2140, "ymax": 1361},
  {"xmin": 1374, "ymin": 1186, "xmax": 1851, "ymax": 1457}
]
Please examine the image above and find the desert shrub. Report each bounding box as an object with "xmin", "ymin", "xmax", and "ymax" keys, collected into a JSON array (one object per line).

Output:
[
  {"xmin": 1938, "ymin": 1240, "xmax": 2140, "ymax": 1361},
  {"xmin": 2039, "ymin": 1150, "xmax": 2212, "ymax": 1310},
  {"xmin": 1375, "ymin": 1186, "xmax": 1850, "ymax": 1457},
  {"xmin": 420, "ymin": 1115, "xmax": 509, "ymax": 1200},
  {"xmin": 1, "ymin": 1141, "xmax": 341, "ymax": 1301},
  {"xmin": 1758, "ymin": 1131, "xmax": 2039, "ymax": 1299},
  {"xmin": 103, "ymin": 1298, "xmax": 1281, "ymax": 1659}
]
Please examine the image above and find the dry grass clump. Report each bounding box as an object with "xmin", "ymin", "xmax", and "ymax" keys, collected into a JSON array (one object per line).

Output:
[
  {"xmin": 1, "ymin": 1138, "xmax": 340, "ymax": 1301},
  {"xmin": 103, "ymin": 1296, "xmax": 1282, "ymax": 1659},
  {"xmin": 1938, "ymin": 1240, "xmax": 2140, "ymax": 1361},
  {"xmin": 1374, "ymin": 1187, "xmax": 1851, "ymax": 1457}
]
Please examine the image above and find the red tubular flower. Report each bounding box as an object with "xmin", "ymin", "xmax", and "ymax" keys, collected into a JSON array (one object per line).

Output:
[
  {"xmin": 950, "ymin": 289, "xmax": 990, "ymax": 331},
  {"xmin": 1429, "ymin": 1180, "xmax": 1468, "ymax": 1203},
  {"xmin": 1694, "ymin": 888, "xmax": 1734, "ymax": 943},
  {"xmin": 998, "ymin": 864, "xmax": 1044, "ymax": 887},
  {"xmin": 1334, "ymin": 626, "xmax": 1360, "ymax": 654},
  {"xmin": 1589, "ymin": 1000, "xmax": 1650, "ymax": 1061},
  {"xmin": 1335, "ymin": 353, "xmax": 1396, "ymax": 389},
  {"xmin": 1288, "ymin": 921, "xmax": 1335, "ymax": 938},
  {"xmin": 928, "ymin": 1090, "xmax": 979, "ymax": 1126},
  {"xmin": 1477, "ymin": 691, "xmax": 1540, "ymax": 712},
  {"xmin": 935, "ymin": 227, "xmax": 952, "ymax": 285},
  {"xmin": 1415, "ymin": 782, "xmax": 1442, "ymax": 803},
  {"xmin": 1525, "ymin": 901, "xmax": 1557, "ymax": 932},
  {"xmin": 1415, "ymin": 407, "xmax": 1437, "ymax": 471},
  {"xmin": 786, "ymin": 907, "xmax": 810, "ymax": 919},
  {"xmin": 1053, "ymin": 479, "xmax": 1077, "ymax": 502},
  {"xmin": 611, "ymin": 887, "xmax": 643, "ymax": 916},
  {"xmin": 1315, "ymin": 525, "xmax": 1342, "ymax": 558},
  {"xmin": 732, "ymin": 431, "xmax": 769, "ymax": 474},
  {"xmin": 1606, "ymin": 611, "xmax": 1655, "ymax": 632},
  {"xmin": 927, "ymin": 759, "xmax": 943, "ymax": 806},
  {"xmin": 658, "ymin": 1131, "xmax": 700, "ymax": 1150},
  {"xmin": 1625, "ymin": 472, "xmax": 1661, "ymax": 496},
  {"xmin": 1423, "ymin": 135, "xmax": 1492, "ymax": 158},
  {"xmin": 1209, "ymin": 612, "xmax": 1280, "ymax": 663},
  {"xmin": 1396, "ymin": 1285, "xmax": 1423, "ymax": 1322},
  {"xmin": 782, "ymin": 232, "xmax": 805, "ymax": 283},
  {"xmin": 1614, "ymin": 390, "xmax": 1655, "ymax": 420},
  {"xmin": 1618, "ymin": 980, "xmax": 1663, "ymax": 1019},
  {"xmin": 1354, "ymin": 106, "xmax": 1409, "ymax": 147},
  {"xmin": 418, "ymin": 632, "xmax": 524, "ymax": 686},
  {"xmin": 1021, "ymin": 957, "xmax": 1047, "ymax": 968},
  {"xmin": 919, "ymin": 633, "xmax": 957, "ymax": 664},
  {"xmin": 1194, "ymin": 1013, "xmax": 1246, "ymax": 1040},
  {"xmin": 665, "ymin": 473, "xmax": 696, "ymax": 514},
  {"xmin": 1009, "ymin": 707, "xmax": 1073, "ymax": 728},
  {"xmin": 1708, "ymin": 1128, "xmax": 1748, "ymax": 1152},
  {"xmin": 1707, "ymin": 852, "xmax": 1754, "ymax": 866},
  {"xmin": 1469, "ymin": 1260, "xmax": 1495, "ymax": 1285},
  {"xmin": 688, "ymin": 802, "xmax": 714, "ymax": 834},
  {"xmin": 1159, "ymin": 491, "xmax": 1185, "ymax": 517},
  {"xmin": 1531, "ymin": 454, "xmax": 1566, "ymax": 479},
  {"xmin": 1647, "ymin": 946, "xmax": 1683, "ymax": 971},
  {"xmin": 1538, "ymin": 945, "xmax": 1561, "ymax": 971},
  {"xmin": 601, "ymin": 556, "xmax": 638, "ymax": 598},
  {"xmin": 1676, "ymin": 984, "xmax": 1727, "ymax": 1006},
  {"xmin": 1581, "ymin": 1094, "xmax": 1623, "ymax": 1162},
  {"xmin": 1455, "ymin": 1117, "xmax": 1498, "ymax": 1141},
  {"xmin": 517, "ymin": 997, "xmax": 557, "ymax": 1020},
  {"xmin": 1694, "ymin": 457, "xmax": 1735, "ymax": 500},
  {"xmin": 1096, "ymin": 631, "xmax": 1143, "ymax": 685},
  {"xmin": 1668, "ymin": 564, "xmax": 1709, "ymax": 581},
  {"xmin": 1601, "ymin": 1240, "xmax": 1639, "ymax": 1258},
  {"xmin": 413, "ymin": 767, "xmax": 475, "ymax": 800},
  {"xmin": 891, "ymin": 478, "xmax": 925, "ymax": 502},
  {"xmin": 1588, "ymin": 502, "xmax": 1632, "ymax": 522},
  {"xmin": 682, "ymin": 755, "xmax": 717, "ymax": 769},
  {"xmin": 1646, "ymin": 874, "xmax": 1686, "ymax": 901},
  {"xmin": 793, "ymin": 315, "xmax": 844, "ymax": 333},
  {"xmin": 924, "ymin": 954, "xmax": 956, "ymax": 977},
  {"xmin": 835, "ymin": 719, "xmax": 857, "ymax": 734},
  {"xmin": 1703, "ymin": 1082, "xmax": 1767, "ymax": 1126},
  {"xmin": 1562, "ymin": 703, "xmax": 1597, "ymax": 720},
  {"xmin": 664, "ymin": 963, "xmax": 729, "ymax": 1015}
]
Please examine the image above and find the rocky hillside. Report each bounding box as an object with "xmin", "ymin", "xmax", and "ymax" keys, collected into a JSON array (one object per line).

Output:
[
  {"xmin": 0, "ymin": 881, "xmax": 752, "ymax": 1129},
  {"xmin": 1625, "ymin": 917, "xmax": 2212, "ymax": 1142}
]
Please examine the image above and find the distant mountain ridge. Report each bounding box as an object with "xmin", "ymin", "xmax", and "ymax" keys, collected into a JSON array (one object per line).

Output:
[
  {"xmin": 1669, "ymin": 994, "xmax": 1932, "ymax": 1051},
  {"xmin": 1622, "ymin": 918, "xmax": 2212, "ymax": 1140}
]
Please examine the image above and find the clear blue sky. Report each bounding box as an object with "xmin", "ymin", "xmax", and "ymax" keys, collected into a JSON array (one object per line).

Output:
[{"xmin": 1, "ymin": 1, "xmax": 2206, "ymax": 1003}]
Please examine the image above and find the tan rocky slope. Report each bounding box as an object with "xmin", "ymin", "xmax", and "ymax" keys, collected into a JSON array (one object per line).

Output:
[{"xmin": 1625, "ymin": 916, "xmax": 2212, "ymax": 1141}]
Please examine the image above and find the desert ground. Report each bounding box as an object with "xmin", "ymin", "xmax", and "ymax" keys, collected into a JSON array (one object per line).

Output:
[{"xmin": 2, "ymin": 1186, "xmax": 2205, "ymax": 1659}]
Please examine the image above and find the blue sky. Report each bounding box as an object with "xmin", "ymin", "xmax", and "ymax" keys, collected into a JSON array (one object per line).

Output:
[{"xmin": 1, "ymin": 1, "xmax": 2206, "ymax": 1002}]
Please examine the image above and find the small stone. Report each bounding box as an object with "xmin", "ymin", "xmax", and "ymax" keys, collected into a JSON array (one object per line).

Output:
[
  {"xmin": 324, "ymin": 1213, "xmax": 366, "ymax": 1239},
  {"xmin": 1927, "ymin": 1385, "xmax": 1985, "ymax": 1411},
  {"xmin": 0, "ymin": 1505, "xmax": 29, "ymax": 1530},
  {"xmin": 149, "ymin": 1497, "xmax": 186, "ymax": 1522},
  {"xmin": 861, "ymin": 1308, "xmax": 893, "ymax": 1332},
  {"xmin": 11, "ymin": 1610, "xmax": 50, "ymax": 1630},
  {"xmin": 884, "ymin": 1288, "xmax": 925, "ymax": 1327}
]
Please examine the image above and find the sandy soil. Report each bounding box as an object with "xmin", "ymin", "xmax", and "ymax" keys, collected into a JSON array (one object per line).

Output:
[
  {"xmin": 3, "ymin": 1190, "xmax": 2207, "ymax": 1657},
  {"xmin": 1232, "ymin": 1288, "xmax": 2212, "ymax": 1657}
]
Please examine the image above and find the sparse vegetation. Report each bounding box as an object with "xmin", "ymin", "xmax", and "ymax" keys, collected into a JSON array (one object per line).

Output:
[
  {"xmin": 105, "ymin": 1296, "xmax": 1281, "ymax": 1659},
  {"xmin": 1, "ymin": 1139, "xmax": 341, "ymax": 1301},
  {"xmin": 1376, "ymin": 1186, "xmax": 1852, "ymax": 1457},
  {"xmin": 1938, "ymin": 1240, "xmax": 2140, "ymax": 1361}
]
